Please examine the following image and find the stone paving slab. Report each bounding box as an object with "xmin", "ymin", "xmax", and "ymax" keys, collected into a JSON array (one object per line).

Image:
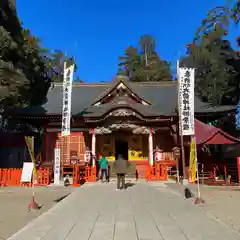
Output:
[{"xmin": 8, "ymin": 182, "xmax": 240, "ymax": 240}]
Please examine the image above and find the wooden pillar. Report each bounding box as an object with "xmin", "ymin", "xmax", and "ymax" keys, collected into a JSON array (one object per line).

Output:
[
  {"xmin": 43, "ymin": 131, "xmax": 48, "ymax": 162},
  {"xmin": 91, "ymin": 129, "xmax": 96, "ymax": 166},
  {"xmin": 148, "ymin": 128, "xmax": 153, "ymax": 165},
  {"xmin": 237, "ymin": 157, "xmax": 240, "ymax": 184}
]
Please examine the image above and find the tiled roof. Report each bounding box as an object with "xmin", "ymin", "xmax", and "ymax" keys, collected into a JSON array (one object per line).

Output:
[{"xmin": 12, "ymin": 78, "xmax": 236, "ymax": 117}]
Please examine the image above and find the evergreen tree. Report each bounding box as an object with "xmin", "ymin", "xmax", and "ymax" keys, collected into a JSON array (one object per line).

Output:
[
  {"xmin": 118, "ymin": 46, "xmax": 141, "ymax": 79},
  {"xmin": 181, "ymin": 2, "xmax": 240, "ymax": 105},
  {"xmin": 43, "ymin": 50, "xmax": 77, "ymax": 82},
  {"xmin": 118, "ymin": 35, "xmax": 172, "ymax": 82},
  {"xmin": 0, "ymin": 0, "xmax": 50, "ymax": 108}
]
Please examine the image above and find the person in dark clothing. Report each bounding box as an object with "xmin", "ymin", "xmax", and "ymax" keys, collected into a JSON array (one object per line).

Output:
[
  {"xmin": 106, "ymin": 164, "xmax": 110, "ymax": 182},
  {"xmin": 113, "ymin": 154, "xmax": 130, "ymax": 190}
]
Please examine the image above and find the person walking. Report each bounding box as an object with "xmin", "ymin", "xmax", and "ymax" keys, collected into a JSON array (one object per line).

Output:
[
  {"xmin": 98, "ymin": 154, "xmax": 108, "ymax": 182},
  {"xmin": 113, "ymin": 154, "xmax": 129, "ymax": 190}
]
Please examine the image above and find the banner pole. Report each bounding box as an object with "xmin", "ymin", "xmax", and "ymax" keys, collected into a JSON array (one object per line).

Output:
[
  {"xmin": 31, "ymin": 158, "xmax": 36, "ymax": 203},
  {"xmin": 194, "ymin": 136, "xmax": 204, "ymax": 204},
  {"xmin": 177, "ymin": 60, "xmax": 187, "ymax": 184},
  {"xmin": 31, "ymin": 137, "xmax": 35, "ymax": 200},
  {"xmin": 25, "ymin": 136, "xmax": 40, "ymax": 210},
  {"xmin": 195, "ymin": 141, "xmax": 200, "ymax": 198},
  {"xmin": 176, "ymin": 155, "xmax": 180, "ymax": 183},
  {"xmin": 196, "ymin": 163, "xmax": 201, "ymax": 198},
  {"xmin": 61, "ymin": 61, "xmax": 74, "ymax": 181}
]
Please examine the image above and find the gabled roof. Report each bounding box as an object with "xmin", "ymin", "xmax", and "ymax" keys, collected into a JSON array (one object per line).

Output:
[
  {"xmin": 90, "ymin": 75, "xmax": 151, "ymax": 106},
  {"xmin": 195, "ymin": 119, "xmax": 240, "ymax": 144},
  {"xmin": 11, "ymin": 76, "xmax": 236, "ymax": 117}
]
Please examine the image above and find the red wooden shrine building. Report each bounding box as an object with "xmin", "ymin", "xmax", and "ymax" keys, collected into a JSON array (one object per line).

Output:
[{"xmin": 1, "ymin": 75, "xmax": 239, "ymax": 184}]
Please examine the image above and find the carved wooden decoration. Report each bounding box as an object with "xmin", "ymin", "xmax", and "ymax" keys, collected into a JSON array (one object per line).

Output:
[
  {"xmin": 90, "ymin": 123, "xmax": 159, "ymax": 135},
  {"xmin": 133, "ymin": 126, "xmax": 155, "ymax": 135},
  {"xmin": 109, "ymin": 123, "xmax": 138, "ymax": 130},
  {"xmin": 110, "ymin": 109, "xmax": 133, "ymax": 117},
  {"xmin": 92, "ymin": 127, "xmax": 112, "ymax": 135}
]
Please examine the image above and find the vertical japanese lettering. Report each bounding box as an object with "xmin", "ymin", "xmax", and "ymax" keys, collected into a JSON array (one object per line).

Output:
[{"xmin": 178, "ymin": 68, "xmax": 195, "ymax": 135}]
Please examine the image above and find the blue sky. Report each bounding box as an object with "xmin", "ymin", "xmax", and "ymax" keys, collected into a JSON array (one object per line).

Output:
[{"xmin": 17, "ymin": 0, "xmax": 239, "ymax": 82}]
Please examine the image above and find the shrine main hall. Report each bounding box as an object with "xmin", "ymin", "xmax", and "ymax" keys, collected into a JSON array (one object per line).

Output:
[{"xmin": 6, "ymin": 75, "xmax": 236, "ymax": 180}]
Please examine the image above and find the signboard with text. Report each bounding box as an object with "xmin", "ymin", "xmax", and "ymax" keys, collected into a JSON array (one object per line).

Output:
[
  {"xmin": 178, "ymin": 67, "xmax": 195, "ymax": 136},
  {"xmin": 21, "ymin": 162, "xmax": 34, "ymax": 183},
  {"xmin": 54, "ymin": 148, "xmax": 61, "ymax": 184}
]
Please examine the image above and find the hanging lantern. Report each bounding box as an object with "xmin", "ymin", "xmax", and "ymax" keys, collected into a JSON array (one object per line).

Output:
[
  {"xmin": 154, "ymin": 146, "xmax": 164, "ymax": 162},
  {"xmin": 172, "ymin": 147, "xmax": 181, "ymax": 159},
  {"xmin": 84, "ymin": 148, "xmax": 91, "ymax": 164}
]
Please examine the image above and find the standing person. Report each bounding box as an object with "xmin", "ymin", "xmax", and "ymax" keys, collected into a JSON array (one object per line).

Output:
[
  {"xmin": 106, "ymin": 164, "xmax": 111, "ymax": 183},
  {"xmin": 98, "ymin": 154, "xmax": 108, "ymax": 183},
  {"xmin": 113, "ymin": 154, "xmax": 129, "ymax": 190},
  {"xmin": 96, "ymin": 153, "xmax": 100, "ymax": 181}
]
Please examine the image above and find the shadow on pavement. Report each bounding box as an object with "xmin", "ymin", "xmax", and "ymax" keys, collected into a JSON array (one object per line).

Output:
[
  {"xmin": 53, "ymin": 194, "xmax": 70, "ymax": 203},
  {"xmin": 125, "ymin": 182, "xmax": 135, "ymax": 189}
]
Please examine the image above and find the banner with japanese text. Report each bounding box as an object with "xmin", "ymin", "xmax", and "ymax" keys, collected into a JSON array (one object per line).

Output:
[
  {"xmin": 61, "ymin": 63, "xmax": 74, "ymax": 136},
  {"xmin": 178, "ymin": 67, "xmax": 195, "ymax": 136}
]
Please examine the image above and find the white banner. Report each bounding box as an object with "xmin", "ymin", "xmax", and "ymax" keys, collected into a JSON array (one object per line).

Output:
[
  {"xmin": 61, "ymin": 62, "xmax": 74, "ymax": 136},
  {"xmin": 54, "ymin": 148, "xmax": 61, "ymax": 184},
  {"xmin": 178, "ymin": 67, "xmax": 195, "ymax": 136}
]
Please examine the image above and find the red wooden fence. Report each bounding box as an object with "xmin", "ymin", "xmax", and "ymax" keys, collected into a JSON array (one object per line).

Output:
[
  {"xmin": 146, "ymin": 163, "xmax": 168, "ymax": 181},
  {"xmin": 0, "ymin": 168, "xmax": 51, "ymax": 187},
  {"xmin": 72, "ymin": 165, "xmax": 96, "ymax": 186}
]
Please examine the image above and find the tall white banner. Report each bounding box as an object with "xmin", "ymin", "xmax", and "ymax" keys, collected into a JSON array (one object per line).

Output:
[
  {"xmin": 54, "ymin": 148, "xmax": 61, "ymax": 184},
  {"xmin": 61, "ymin": 62, "xmax": 74, "ymax": 136},
  {"xmin": 178, "ymin": 67, "xmax": 195, "ymax": 136}
]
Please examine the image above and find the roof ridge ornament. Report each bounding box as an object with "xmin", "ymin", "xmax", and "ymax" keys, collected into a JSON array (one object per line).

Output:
[{"xmin": 114, "ymin": 75, "xmax": 130, "ymax": 82}]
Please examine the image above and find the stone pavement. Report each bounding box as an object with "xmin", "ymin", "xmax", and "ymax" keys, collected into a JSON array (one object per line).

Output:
[
  {"xmin": 0, "ymin": 186, "xmax": 73, "ymax": 240},
  {"xmin": 166, "ymin": 183, "xmax": 240, "ymax": 234},
  {"xmin": 8, "ymin": 182, "xmax": 240, "ymax": 240}
]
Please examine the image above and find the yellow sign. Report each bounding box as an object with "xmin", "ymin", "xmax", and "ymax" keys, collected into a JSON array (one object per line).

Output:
[
  {"xmin": 25, "ymin": 136, "xmax": 37, "ymax": 177},
  {"xmin": 189, "ymin": 137, "xmax": 197, "ymax": 182}
]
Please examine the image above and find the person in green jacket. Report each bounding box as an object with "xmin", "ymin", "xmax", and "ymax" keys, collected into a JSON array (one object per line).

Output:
[{"xmin": 98, "ymin": 154, "xmax": 108, "ymax": 182}]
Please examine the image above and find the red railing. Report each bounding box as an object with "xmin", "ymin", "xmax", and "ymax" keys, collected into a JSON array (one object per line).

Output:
[
  {"xmin": 35, "ymin": 168, "xmax": 51, "ymax": 186},
  {"xmin": 146, "ymin": 163, "xmax": 168, "ymax": 181},
  {"xmin": 0, "ymin": 168, "xmax": 51, "ymax": 187},
  {"xmin": 72, "ymin": 165, "xmax": 96, "ymax": 186},
  {"xmin": 85, "ymin": 165, "xmax": 96, "ymax": 182}
]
